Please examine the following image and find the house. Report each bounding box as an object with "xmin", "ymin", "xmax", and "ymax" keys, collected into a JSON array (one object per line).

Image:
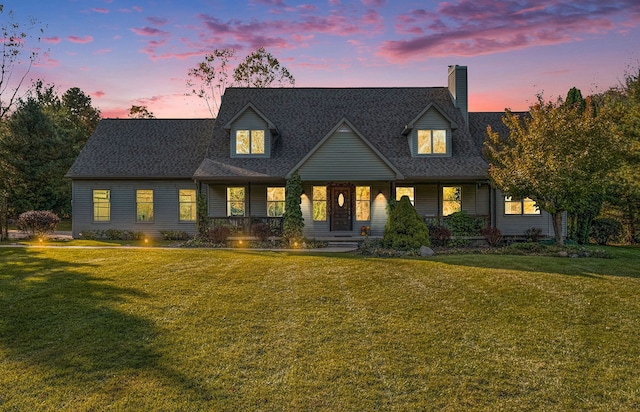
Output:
[{"xmin": 66, "ymin": 65, "xmax": 563, "ymax": 240}]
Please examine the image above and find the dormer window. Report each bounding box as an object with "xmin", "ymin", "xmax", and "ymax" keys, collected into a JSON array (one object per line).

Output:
[
  {"xmin": 236, "ymin": 130, "xmax": 265, "ymax": 155},
  {"xmin": 418, "ymin": 130, "xmax": 447, "ymax": 154}
]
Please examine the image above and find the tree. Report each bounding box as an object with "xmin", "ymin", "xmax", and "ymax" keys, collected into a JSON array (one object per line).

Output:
[
  {"xmin": 0, "ymin": 5, "xmax": 44, "ymax": 119},
  {"xmin": 383, "ymin": 195, "xmax": 430, "ymax": 250},
  {"xmin": 282, "ymin": 171, "xmax": 304, "ymax": 244},
  {"xmin": 187, "ymin": 48, "xmax": 236, "ymax": 118},
  {"xmin": 0, "ymin": 83, "xmax": 100, "ymax": 219},
  {"xmin": 484, "ymin": 95, "xmax": 623, "ymax": 245},
  {"xmin": 128, "ymin": 105, "xmax": 155, "ymax": 119},
  {"xmin": 601, "ymin": 68, "xmax": 640, "ymax": 242},
  {"xmin": 563, "ymin": 87, "xmax": 599, "ymax": 244},
  {"xmin": 233, "ymin": 47, "xmax": 295, "ymax": 88},
  {"xmin": 187, "ymin": 47, "xmax": 295, "ymax": 117},
  {"xmin": 0, "ymin": 97, "xmax": 68, "ymax": 214}
]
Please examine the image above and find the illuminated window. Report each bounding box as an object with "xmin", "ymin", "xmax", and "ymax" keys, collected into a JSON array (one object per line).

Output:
[
  {"xmin": 313, "ymin": 186, "xmax": 327, "ymax": 221},
  {"xmin": 417, "ymin": 130, "xmax": 447, "ymax": 154},
  {"xmin": 356, "ymin": 186, "xmax": 370, "ymax": 221},
  {"xmin": 505, "ymin": 196, "xmax": 540, "ymax": 215},
  {"xmin": 179, "ymin": 189, "xmax": 197, "ymax": 222},
  {"xmin": 227, "ymin": 187, "xmax": 245, "ymax": 216},
  {"xmin": 93, "ymin": 190, "xmax": 110, "ymax": 222},
  {"xmin": 136, "ymin": 190, "xmax": 154, "ymax": 222},
  {"xmin": 396, "ymin": 187, "xmax": 415, "ymax": 206},
  {"xmin": 236, "ymin": 130, "xmax": 265, "ymax": 154},
  {"xmin": 267, "ymin": 187, "xmax": 285, "ymax": 217},
  {"xmin": 443, "ymin": 186, "xmax": 461, "ymax": 216}
]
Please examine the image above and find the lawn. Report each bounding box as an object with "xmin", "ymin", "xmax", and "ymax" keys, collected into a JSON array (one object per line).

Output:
[{"xmin": 1, "ymin": 246, "xmax": 639, "ymax": 410}]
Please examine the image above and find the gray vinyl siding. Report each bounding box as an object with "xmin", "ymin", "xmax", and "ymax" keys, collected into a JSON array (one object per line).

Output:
[
  {"xmin": 251, "ymin": 184, "xmax": 268, "ymax": 216},
  {"xmin": 493, "ymin": 189, "xmax": 563, "ymax": 237},
  {"xmin": 229, "ymin": 108, "xmax": 271, "ymax": 158},
  {"xmin": 414, "ymin": 184, "xmax": 438, "ymax": 216},
  {"xmin": 208, "ymin": 185, "xmax": 227, "ymax": 216},
  {"xmin": 71, "ymin": 179, "xmax": 198, "ymax": 239},
  {"xmin": 297, "ymin": 128, "xmax": 396, "ymax": 181},
  {"xmin": 410, "ymin": 109, "xmax": 452, "ymax": 157}
]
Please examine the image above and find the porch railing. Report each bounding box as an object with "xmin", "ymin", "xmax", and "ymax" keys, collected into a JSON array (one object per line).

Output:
[{"xmin": 209, "ymin": 216, "xmax": 284, "ymax": 237}]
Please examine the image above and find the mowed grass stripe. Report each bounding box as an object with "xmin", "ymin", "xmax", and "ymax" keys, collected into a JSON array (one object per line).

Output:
[{"xmin": 1, "ymin": 247, "xmax": 639, "ymax": 410}]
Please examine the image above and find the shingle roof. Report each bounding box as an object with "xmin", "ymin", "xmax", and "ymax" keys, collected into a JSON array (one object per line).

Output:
[
  {"xmin": 66, "ymin": 118, "xmax": 213, "ymax": 179},
  {"xmin": 194, "ymin": 87, "xmax": 490, "ymax": 181}
]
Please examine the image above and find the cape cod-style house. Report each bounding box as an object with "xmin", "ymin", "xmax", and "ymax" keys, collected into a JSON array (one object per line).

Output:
[{"xmin": 66, "ymin": 65, "xmax": 563, "ymax": 240}]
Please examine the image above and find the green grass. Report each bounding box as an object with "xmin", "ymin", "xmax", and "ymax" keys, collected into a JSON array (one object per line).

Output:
[{"xmin": 1, "ymin": 247, "xmax": 640, "ymax": 410}]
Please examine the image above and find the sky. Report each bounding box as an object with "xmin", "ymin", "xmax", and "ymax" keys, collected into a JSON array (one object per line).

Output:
[{"xmin": 7, "ymin": 0, "xmax": 640, "ymax": 118}]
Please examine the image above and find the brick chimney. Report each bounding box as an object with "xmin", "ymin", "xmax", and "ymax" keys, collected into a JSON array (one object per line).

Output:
[{"xmin": 448, "ymin": 65, "xmax": 468, "ymax": 130}]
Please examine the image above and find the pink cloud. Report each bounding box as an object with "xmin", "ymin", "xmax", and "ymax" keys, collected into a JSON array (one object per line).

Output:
[
  {"xmin": 67, "ymin": 35, "xmax": 94, "ymax": 44},
  {"xmin": 93, "ymin": 48, "xmax": 112, "ymax": 55},
  {"xmin": 43, "ymin": 36, "xmax": 61, "ymax": 44},
  {"xmin": 93, "ymin": 91, "xmax": 106, "ymax": 98},
  {"xmin": 378, "ymin": 0, "xmax": 640, "ymax": 61},
  {"xmin": 92, "ymin": 8, "xmax": 109, "ymax": 14}
]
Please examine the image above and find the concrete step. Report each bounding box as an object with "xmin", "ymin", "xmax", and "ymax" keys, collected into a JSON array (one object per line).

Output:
[{"xmin": 326, "ymin": 241, "xmax": 360, "ymax": 248}]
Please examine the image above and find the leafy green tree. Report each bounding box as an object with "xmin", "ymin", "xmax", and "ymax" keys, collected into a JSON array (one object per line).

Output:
[
  {"xmin": 282, "ymin": 171, "xmax": 304, "ymax": 244},
  {"xmin": 0, "ymin": 98, "xmax": 69, "ymax": 214},
  {"xmin": 562, "ymin": 87, "xmax": 600, "ymax": 244},
  {"xmin": 383, "ymin": 195, "xmax": 430, "ymax": 250},
  {"xmin": 601, "ymin": 68, "xmax": 640, "ymax": 242},
  {"xmin": 0, "ymin": 83, "xmax": 100, "ymax": 219},
  {"xmin": 233, "ymin": 47, "xmax": 295, "ymax": 88},
  {"xmin": 128, "ymin": 105, "xmax": 155, "ymax": 119},
  {"xmin": 484, "ymin": 95, "xmax": 623, "ymax": 245}
]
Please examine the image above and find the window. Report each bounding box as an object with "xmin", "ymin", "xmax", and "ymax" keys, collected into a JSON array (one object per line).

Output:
[
  {"xmin": 179, "ymin": 189, "xmax": 197, "ymax": 222},
  {"xmin": 93, "ymin": 190, "xmax": 110, "ymax": 222},
  {"xmin": 356, "ymin": 186, "xmax": 370, "ymax": 221},
  {"xmin": 227, "ymin": 187, "xmax": 245, "ymax": 216},
  {"xmin": 236, "ymin": 130, "xmax": 265, "ymax": 154},
  {"xmin": 417, "ymin": 130, "xmax": 447, "ymax": 154},
  {"xmin": 396, "ymin": 187, "xmax": 415, "ymax": 206},
  {"xmin": 136, "ymin": 190, "xmax": 154, "ymax": 222},
  {"xmin": 443, "ymin": 186, "xmax": 461, "ymax": 216},
  {"xmin": 267, "ymin": 187, "xmax": 285, "ymax": 217},
  {"xmin": 313, "ymin": 186, "xmax": 327, "ymax": 221},
  {"xmin": 504, "ymin": 196, "xmax": 540, "ymax": 215}
]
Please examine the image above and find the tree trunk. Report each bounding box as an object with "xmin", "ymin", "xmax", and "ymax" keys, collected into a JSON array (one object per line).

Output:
[{"xmin": 552, "ymin": 211, "xmax": 564, "ymax": 246}]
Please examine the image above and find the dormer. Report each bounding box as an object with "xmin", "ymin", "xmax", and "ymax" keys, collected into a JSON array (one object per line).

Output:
[
  {"xmin": 224, "ymin": 103, "xmax": 278, "ymax": 158},
  {"xmin": 402, "ymin": 102, "xmax": 458, "ymax": 157}
]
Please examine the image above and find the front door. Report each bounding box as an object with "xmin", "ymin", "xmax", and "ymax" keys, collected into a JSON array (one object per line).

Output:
[{"xmin": 330, "ymin": 185, "xmax": 352, "ymax": 231}]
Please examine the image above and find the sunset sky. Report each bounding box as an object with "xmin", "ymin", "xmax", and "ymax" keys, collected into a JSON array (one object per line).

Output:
[{"xmin": 10, "ymin": 0, "xmax": 640, "ymax": 118}]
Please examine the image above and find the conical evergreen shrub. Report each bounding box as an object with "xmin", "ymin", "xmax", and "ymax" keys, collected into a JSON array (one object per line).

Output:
[{"xmin": 382, "ymin": 195, "xmax": 430, "ymax": 250}]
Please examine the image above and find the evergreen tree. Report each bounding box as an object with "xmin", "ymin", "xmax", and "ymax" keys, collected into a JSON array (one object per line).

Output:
[
  {"xmin": 383, "ymin": 195, "xmax": 430, "ymax": 250},
  {"xmin": 282, "ymin": 171, "xmax": 304, "ymax": 244}
]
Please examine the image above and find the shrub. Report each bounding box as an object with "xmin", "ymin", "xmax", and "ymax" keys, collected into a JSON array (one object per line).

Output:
[
  {"xmin": 429, "ymin": 225, "xmax": 452, "ymax": 247},
  {"xmin": 208, "ymin": 225, "xmax": 231, "ymax": 244},
  {"xmin": 383, "ymin": 195, "xmax": 430, "ymax": 250},
  {"xmin": 590, "ymin": 217, "xmax": 623, "ymax": 245},
  {"xmin": 16, "ymin": 210, "xmax": 60, "ymax": 238},
  {"xmin": 445, "ymin": 211, "xmax": 481, "ymax": 236},
  {"xmin": 282, "ymin": 171, "xmax": 304, "ymax": 243},
  {"xmin": 160, "ymin": 230, "xmax": 190, "ymax": 241},
  {"xmin": 481, "ymin": 226, "xmax": 503, "ymax": 247},
  {"xmin": 252, "ymin": 223, "xmax": 272, "ymax": 241},
  {"xmin": 524, "ymin": 227, "xmax": 544, "ymax": 242}
]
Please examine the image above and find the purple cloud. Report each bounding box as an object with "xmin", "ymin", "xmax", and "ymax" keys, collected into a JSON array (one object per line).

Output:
[
  {"xmin": 379, "ymin": 0, "xmax": 640, "ymax": 60},
  {"xmin": 131, "ymin": 27, "xmax": 170, "ymax": 37}
]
